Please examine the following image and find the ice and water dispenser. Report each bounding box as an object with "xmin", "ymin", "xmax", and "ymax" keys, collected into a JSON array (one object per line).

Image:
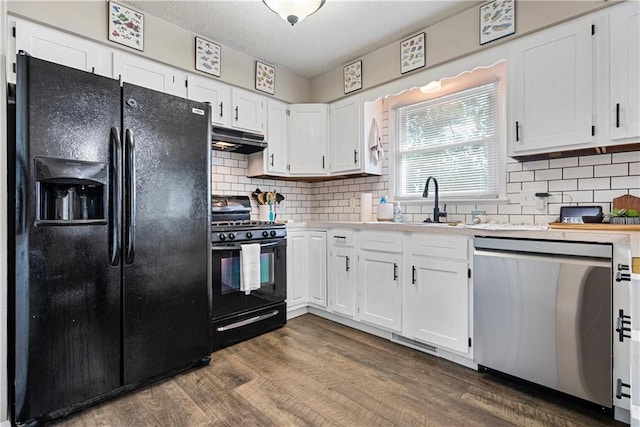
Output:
[{"xmin": 36, "ymin": 157, "xmax": 108, "ymax": 225}]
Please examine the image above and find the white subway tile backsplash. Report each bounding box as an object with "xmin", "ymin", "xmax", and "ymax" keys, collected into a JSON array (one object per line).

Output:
[
  {"xmin": 613, "ymin": 151, "xmax": 640, "ymax": 163},
  {"xmin": 498, "ymin": 204, "xmax": 522, "ymax": 215},
  {"xmin": 522, "ymin": 160, "xmax": 549, "ymax": 171},
  {"xmin": 594, "ymin": 163, "xmax": 628, "ymax": 177},
  {"xmin": 549, "ymin": 179, "xmax": 577, "ymax": 192},
  {"xmin": 563, "ymin": 166, "xmax": 593, "ymax": 179},
  {"xmin": 549, "ymin": 157, "xmax": 578, "ymax": 168},
  {"xmin": 534, "ymin": 168, "xmax": 562, "ymax": 181},
  {"xmin": 563, "ymin": 191, "xmax": 594, "ymax": 203},
  {"xmin": 506, "ymin": 163, "xmax": 523, "ymax": 172},
  {"xmin": 611, "ymin": 175, "xmax": 640, "ymax": 189},
  {"xmin": 593, "ymin": 189, "xmax": 628, "ymax": 202},
  {"xmin": 212, "ymin": 128, "xmax": 639, "ymax": 224},
  {"xmin": 579, "ymin": 154, "xmax": 611, "ymax": 166},
  {"xmin": 506, "ymin": 183, "xmax": 521, "ymax": 196},
  {"xmin": 522, "ymin": 181, "xmax": 548, "ymax": 192},
  {"xmin": 509, "ymin": 171, "xmax": 535, "ymax": 182},
  {"xmin": 578, "ymin": 177, "xmax": 610, "ymax": 190}
]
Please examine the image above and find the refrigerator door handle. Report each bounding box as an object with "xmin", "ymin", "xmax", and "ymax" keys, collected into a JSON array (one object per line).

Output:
[
  {"xmin": 109, "ymin": 127, "xmax": 122, "ymax": 266},
  {"xmin": 124, "ymin": 128, "xmax": 136, "ymax": 264}
]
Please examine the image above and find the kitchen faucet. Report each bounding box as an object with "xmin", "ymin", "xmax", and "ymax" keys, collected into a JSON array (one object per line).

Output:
[{"xmin": 422, "ymin": 176, "xmax": 447, "ymax": 223}]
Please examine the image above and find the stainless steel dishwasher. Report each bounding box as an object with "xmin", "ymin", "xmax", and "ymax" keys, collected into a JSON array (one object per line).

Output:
[{"xmin": 473, "ymin": 237, "xmax": 612, "ymax": 408}]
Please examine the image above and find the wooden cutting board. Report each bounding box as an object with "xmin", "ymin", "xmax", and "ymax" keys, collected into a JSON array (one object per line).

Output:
[
  {"xmin": 613, "ymin": 194, "xmax": 640, "ymax": 211},
  {"xmin": 548, "ymin": 222, "xmax": 640, "ymax": 231}
]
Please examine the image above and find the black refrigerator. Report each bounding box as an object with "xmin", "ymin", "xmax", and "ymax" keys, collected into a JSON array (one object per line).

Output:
[{"xmin": 9, "ymin": 54, "xmax": 212, "ymax": 424}]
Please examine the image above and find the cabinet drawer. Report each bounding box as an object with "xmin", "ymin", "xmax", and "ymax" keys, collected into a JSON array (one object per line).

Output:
[
  {"xmin": 408, "ymin": 233, "xmax": 468, "ymax": 261},
  {"xmin": 358, "ymin": 231, "xmax": 402, "ymax": 253},
  {"xmin": 329, "ymin": 229, "xmax": 355, "ymax": 247}
]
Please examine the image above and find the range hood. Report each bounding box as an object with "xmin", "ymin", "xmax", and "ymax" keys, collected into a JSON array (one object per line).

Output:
[{"xmin": 211, "ymin": 126, "xmax": 267, "ymax": 154}]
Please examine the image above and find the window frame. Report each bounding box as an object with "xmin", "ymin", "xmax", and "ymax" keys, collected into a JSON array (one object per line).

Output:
[{"xmin": 388, "ymin": 63, "xmax": 507, "ymax": 204}]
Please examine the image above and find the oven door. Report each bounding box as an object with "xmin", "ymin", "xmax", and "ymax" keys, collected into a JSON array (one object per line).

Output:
[{"xmin": 210, "ymin": 238, "xmax": 286, "ymax": 320}]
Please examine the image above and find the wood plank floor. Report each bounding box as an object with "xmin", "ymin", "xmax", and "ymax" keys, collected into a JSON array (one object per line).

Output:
[{"xmin": 53, "ymin": 314, "xmax": 623, "ymax": 426}]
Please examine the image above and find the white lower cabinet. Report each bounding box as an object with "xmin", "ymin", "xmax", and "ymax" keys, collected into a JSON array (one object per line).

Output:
[
  {"xmin": 356, "ymin": 231, "xmax": 403, "ymax": 332},
  {"xmin": 307, "ymin": 231, "xmax": 328, "ymax": 308},
  {"xmin": 286, "ymin": 231, "xmax": 308, "ymax": 310},
  {"xmin": 403, "ymin": 234, "xmax": 471, "ymax": 354},
  {"xmin": 286, "ymin": 230, "xmax": 327, "ymax": 312},
  {"xmin": 328, "ymin": 230, "xmax": 356, "ymax": 317}
]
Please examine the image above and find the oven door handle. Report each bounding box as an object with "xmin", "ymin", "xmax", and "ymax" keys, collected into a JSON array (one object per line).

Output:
[{"xmin": 211, "ymin": 241, "xmax": 282, "ymax": 251}]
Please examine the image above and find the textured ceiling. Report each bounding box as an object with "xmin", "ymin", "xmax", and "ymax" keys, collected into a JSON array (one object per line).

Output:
[{"xmin": 123, "ymin": 0, "xmax": 480, "ymax": 79}]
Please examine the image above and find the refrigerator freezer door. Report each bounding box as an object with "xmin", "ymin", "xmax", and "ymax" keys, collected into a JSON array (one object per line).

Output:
[
  {"xmin": 13, "ymin": 55, "xmax": 122, "ymax": 422},
  {"xmin": 121, "ymin": 83, "xmax": 211, "ymax": 384}
]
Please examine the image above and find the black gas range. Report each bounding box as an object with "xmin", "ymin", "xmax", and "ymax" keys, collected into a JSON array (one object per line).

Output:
[{"xmin": 209, "ymin": 195, "xmax": 287, "ymax": 351}]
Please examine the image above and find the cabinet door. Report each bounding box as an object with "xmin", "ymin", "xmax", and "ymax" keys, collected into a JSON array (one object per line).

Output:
[
  {"xmin": 358, "ymin": 250, "xmax": 402, "ymax": 332},
  {"xmin": 404, "ymin": 257, "xmax": 469, "ymax": 354},
  {"xmin": 231, "ymin": 88, "xmax": 265, "ymax": 133},
  {"xmin": 288, "ymin": 104, "xmax": 328, "ymax": 175},
  {"xmin": 266, "ymin": 99, "xmax": 289, "ymax": 174},
  {"xmin": 330, "ymin": 96, "xmax": 362, "ymax": 173},
  {"xmin": 13, "ymin": 20, "xmax": 102, "ymax": 79},
  {"xmin": 510, "ymin": 19, "xmax": 593, "ymax": 155},
  {"xmin": 307, "ymin": 231, "xmax": 327, "ymax": 308},
  {"xmin": 186, "ymin": 74, "xmax": 232, "ymax": 126},
  {"xmin": 286, "ymin": 232, "xmax": 307, "ymax": 310},
  {"xmin": 113, "ymin": 51, "xmax": 186, "ymax": 97},
  {"xmin": 610, "ymin": 3, "xmax": 640, "ymax": 141},
  {"xmin": 329, "ymin": 246, "xmax": 356, "ymax": 317}
]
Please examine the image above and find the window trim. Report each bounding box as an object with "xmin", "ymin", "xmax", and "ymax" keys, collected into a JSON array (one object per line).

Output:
[{"xmin": 388, "ymin": 62, "xmax": 507, "ymax": 204}]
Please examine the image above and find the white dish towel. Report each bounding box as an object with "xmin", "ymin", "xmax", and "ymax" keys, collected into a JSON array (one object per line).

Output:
[{"xmin": 240, "ymin": 243, "xmax": 261, "ymax": 295}]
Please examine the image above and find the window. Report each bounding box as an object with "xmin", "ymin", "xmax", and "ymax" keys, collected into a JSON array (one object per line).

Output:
[{"xmin": 394, "ymin": 80, "xmax": 502, "ymax": 200}]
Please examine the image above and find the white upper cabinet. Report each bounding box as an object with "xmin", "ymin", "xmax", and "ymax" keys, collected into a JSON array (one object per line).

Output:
[
  {"xmin": 186, "ymin": 74, "xmax": 232, "ymax": 126},
  {"xmin": 609, "ymin": 2, "xmax": 640, "ymax": 142},
  {"xmin": 113, "ymin": 51, "xmax": 186, "ymax": 98},
  {"xmin": 330, "ymin": 95, "xmax": 362, "ymax": 173},
  {"xmin": 288, "ymin": 104, "xmax": 328, "ymax": 175},
  {"xmin": 231, "ymin": 88, "xmax": 266, "ymax": 134},
  {"xmin": 510, "ymin": 18, "xmax": 593, "ymax": 156},
  {"xmin": 10, "ymin": 19, "xmax": 110, "ymax": 83},
  {"xmin": 247, "ymin": 99, "xmax": 288, "ymax": 176},
  {"xmin": 187, "ymin": 76, "xmax": 265, "ymax": 133}
]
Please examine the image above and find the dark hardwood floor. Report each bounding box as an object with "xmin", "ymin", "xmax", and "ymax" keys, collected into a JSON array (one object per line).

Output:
[{"xmin": 53, "ymin": 314, "xmax": 623, "ymax": 426}]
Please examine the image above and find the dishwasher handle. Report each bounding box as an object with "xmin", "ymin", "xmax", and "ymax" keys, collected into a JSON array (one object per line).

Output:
[{"xmin": 473, "ymin": 249, "xmax": 611, "ymax": 268}]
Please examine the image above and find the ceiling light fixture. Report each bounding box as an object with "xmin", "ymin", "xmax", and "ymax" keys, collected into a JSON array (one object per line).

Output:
[{"xmin": 263, "ymin": 0, "xmax": 326, "ymax": 26}]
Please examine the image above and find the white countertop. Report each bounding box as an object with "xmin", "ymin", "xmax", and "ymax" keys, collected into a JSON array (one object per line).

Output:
[{"xmin": 285, "ymin": 220, "xmax": 636, "ymax": 245}]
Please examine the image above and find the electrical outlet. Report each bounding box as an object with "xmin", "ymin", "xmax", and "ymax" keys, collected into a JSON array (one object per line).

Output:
[{"xmin": 520, "ymin": 190, "xmax": 537, "ymax": 207}]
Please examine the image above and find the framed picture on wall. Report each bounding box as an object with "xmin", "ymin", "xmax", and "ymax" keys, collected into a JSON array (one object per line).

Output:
[
  {"xmin": 400, "ymin": 32, "xmax": 425, "ymax": 74},
  {"xmin": 480, "ymin": 0, "xmax": 516, "ymax": 45},
  {"xmin": 108, "ymin": 1, "xmax": 144, "ymax": 51},
  {"xmin": 256, "ymin": 61, "xmax": 275, "ymax": 95},
  {"xmin": 195, "ymin": 36, "xmax": 221, "ymax": 77},
  {"xmin": 343, "ymin": 60, "xmax": 362, "ymax": 94}
]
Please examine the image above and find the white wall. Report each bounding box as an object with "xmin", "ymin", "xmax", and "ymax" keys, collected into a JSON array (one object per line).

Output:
[
  {"xmin": 309, "ymin": 0, "xmax": 620, "ymax": 102},
  {"xmin": 7, "ymin": 1, "xmax": 311, "ymax": 103}
]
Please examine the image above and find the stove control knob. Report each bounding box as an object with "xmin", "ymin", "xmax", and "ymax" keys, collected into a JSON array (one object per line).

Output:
[
  {"xmin": 218, "ymin": 233, "xmax": 226, "ymax": 241},
  {"xmin": 246, "ymin": 232, "xmax": 253, "ymax": 239},
  {"xmin": 270, "ymin": 230, "xmax": 277, "ymax": 237},
  {"xmin": 262, "ymin": 230, "xmax": 269, "ymax": 238},
  {"xmin": 228, "ymin": 233, "xmax": 236, "ymax": 240}
]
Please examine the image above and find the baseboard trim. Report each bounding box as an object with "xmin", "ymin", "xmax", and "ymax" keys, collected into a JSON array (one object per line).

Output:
[{"xmin": 306, "ymin": 307, "xmax": 477, "ymax": 370}]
